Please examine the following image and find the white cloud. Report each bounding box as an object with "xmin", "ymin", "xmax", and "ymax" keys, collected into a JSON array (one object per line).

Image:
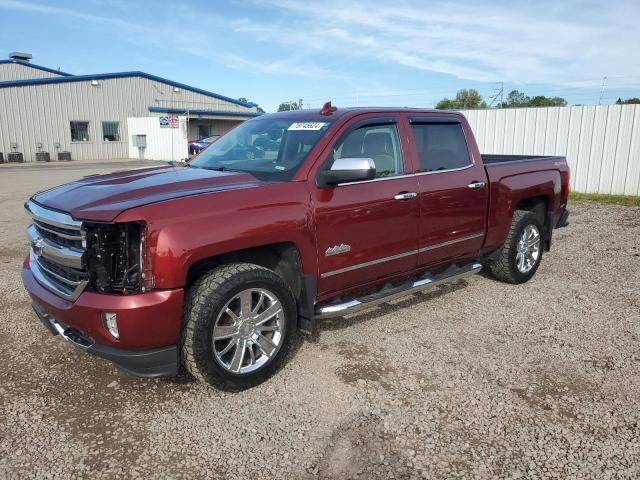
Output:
[
  {"xmin": 3, "ymin": 0, "xmax": 638, "ymax": 95},
  {"xmin": 243, "ymin": 0, "xmax": 640, "ymax": 87}
]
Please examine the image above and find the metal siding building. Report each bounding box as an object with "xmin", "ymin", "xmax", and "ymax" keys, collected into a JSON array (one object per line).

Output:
[
  {"xmin": 459, "ymin": 105, "xmax": 640, "ymax": 195},
  {"xmin": 0, "ymin": 57, "xmax": 259, "ymax": 162},
  {"xmin": 0, "ymin": 59, "xmax": 71, "ymax": 81}
]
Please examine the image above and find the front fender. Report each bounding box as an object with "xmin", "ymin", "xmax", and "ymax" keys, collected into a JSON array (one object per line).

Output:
[{"xmin": 116, "ymin": 182, "xmax": 317, "ymax": 289}]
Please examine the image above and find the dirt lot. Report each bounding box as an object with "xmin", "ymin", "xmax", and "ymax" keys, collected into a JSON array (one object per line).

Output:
[{"xmin": 0, "ymin": 162, "xmax": 639, "ymax": 479}]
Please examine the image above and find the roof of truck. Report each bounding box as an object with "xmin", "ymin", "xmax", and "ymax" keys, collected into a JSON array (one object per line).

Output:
[{"xmin": 265, "ymin": 107, "xmax": 459, "ymax": 120}]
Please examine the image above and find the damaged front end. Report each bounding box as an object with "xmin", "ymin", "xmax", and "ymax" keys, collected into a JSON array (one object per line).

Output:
[{"xmin": 84, "ymin": 221, "xmax": 153, "ymax": 294}]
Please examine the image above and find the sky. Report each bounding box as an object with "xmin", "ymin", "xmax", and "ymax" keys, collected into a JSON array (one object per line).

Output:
[{"xmin": 1, "ymin": 0, "xmax": 639, "ymax": 112}]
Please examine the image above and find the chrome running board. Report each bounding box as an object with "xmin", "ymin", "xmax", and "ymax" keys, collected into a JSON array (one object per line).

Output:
[{"xmin": 314, "ymin": 262, "xmax": 482, "ymax": 319}]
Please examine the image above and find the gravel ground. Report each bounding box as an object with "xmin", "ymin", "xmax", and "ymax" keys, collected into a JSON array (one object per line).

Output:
[{"xmin": 0, "ymin": 164, "xmax": 639, "ymax": 479}]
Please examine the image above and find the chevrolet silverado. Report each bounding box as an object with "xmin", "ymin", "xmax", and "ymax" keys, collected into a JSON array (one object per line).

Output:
[{"xmin": 22, "ymin": 103, "xmax": 570, "ymax": 388}]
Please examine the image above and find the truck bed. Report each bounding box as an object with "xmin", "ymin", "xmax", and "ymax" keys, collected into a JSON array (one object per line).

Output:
[
  {"xmin": 480, "ymin": 153, "xmax": 569, "ymax": 254},
  {"xmin": 481, "ymin": 154, "xmax": 563, "ymax": 165}
]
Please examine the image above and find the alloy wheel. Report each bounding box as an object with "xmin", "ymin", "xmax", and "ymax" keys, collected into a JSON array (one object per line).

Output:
[
  {"xmin": 515, "ymin": 224, "xmax": 541, "ymax": 274},
  {"xmin": 212, "ymin": 288, "xmax": 284, "ymax": 374}
]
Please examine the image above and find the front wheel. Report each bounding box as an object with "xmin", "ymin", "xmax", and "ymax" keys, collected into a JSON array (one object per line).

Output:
[
  {"xmin": 488, "ymin": 210, "xmax": 544, "ymax": 284},
  {"xmin": 181, "ymin": 263, "xmax": 297, "ymax": 388}
]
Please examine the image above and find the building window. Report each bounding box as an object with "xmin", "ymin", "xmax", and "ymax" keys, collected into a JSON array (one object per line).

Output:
[
  {"xmin": 102, "ymin": 122, "xmax": 120, "ymax": 142},
  {"xmin": 198, "ymin": 124, "xmax": 211, "ymax": 139},
  {"xmin": 70, "ymin": 121, "xmax": 90, "ymax": 142}
]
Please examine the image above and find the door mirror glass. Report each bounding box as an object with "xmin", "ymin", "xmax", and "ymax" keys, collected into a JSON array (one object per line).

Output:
[{"xmin": 319, "ymin": 157, "xmax": 376, "ymax": 186}]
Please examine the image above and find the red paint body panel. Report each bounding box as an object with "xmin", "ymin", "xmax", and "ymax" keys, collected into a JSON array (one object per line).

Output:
[
  {"xmin": 21, "ymin": 107, "xmax": 570, "ymax": 357},
  {"xmin": 115, "ymin": 181, "xmax": 317, "ymax": 287},
  {"xmin": 483, "ymin": 160, "xmax": 567, "ymax": 253},
  {"xmin": 33, "ymin": 166, "xmax": 261, "ymax": 222},
  {"xmin": 23, "ymin": 257, "xmax": 184, "ymax": 349},
  {"xmin": 311, "ymin": 176, "xmax": 420, "ymax": 294}
]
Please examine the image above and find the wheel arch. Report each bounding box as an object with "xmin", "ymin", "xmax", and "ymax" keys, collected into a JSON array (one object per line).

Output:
[
  {"xmin": 514, "ymin": 195, "xmax": 552, "ymax": 250},
  {"xmin": 185, "ymin": 242, "xmax": 316, "ymax": 334}
]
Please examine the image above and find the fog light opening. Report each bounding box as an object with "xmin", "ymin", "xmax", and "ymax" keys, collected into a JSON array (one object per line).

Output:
[{"xmin": 102, "ymin": 312, "xmax": 119, "ymax": 339}]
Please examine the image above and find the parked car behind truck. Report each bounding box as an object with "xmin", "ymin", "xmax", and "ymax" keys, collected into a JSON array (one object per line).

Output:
[
  {"xmin": 22, "ymin": 103, "xmax": 570, "ymax": 388},
  {"xmin": 188, "ymin": 135, "xmax": 220, "ymax": 156}
]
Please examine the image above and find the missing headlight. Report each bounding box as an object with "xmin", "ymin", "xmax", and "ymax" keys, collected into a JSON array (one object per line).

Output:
[{"xmin": 85, "ymin": 222, "xmax": 146, "ymax": 294}]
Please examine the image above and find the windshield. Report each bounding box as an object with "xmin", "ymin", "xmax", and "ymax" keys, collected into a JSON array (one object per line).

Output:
[{"xmin": 190, "ymin": 117, "xmax": 333, "ymax": 181}]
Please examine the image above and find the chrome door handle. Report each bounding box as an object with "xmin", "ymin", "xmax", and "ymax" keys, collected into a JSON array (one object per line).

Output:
[
  {"xmin": 467, "ymin": 181, "xmax": 486, "ymax": 190},
  {"xmin": 394, "ymin": 192, "xmax": 417, "ymax": 200}
]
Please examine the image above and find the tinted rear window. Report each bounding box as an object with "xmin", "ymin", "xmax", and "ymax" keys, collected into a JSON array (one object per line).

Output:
[{"xmin": 411, "ymin": 123, "xmax": 470, "ymax": 172}]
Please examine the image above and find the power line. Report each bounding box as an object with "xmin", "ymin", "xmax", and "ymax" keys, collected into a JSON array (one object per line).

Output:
[
  {"xmin": 487, "ymin": 82, "xmax": 504, "ymax": 108},
  {"xmin": 598, "ymin": 76, "xmax": 607, "ymax": 105}
]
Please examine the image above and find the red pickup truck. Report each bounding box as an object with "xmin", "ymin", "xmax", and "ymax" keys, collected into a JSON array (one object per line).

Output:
[{"xmin": 22, "ymin": 104, "xmax": 570, "ymax": 388}]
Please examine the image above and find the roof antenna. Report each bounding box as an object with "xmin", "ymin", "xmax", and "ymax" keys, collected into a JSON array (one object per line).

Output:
[{"xmin": 319, "ymin": 101, "xmax": 337, "ymax": 116}]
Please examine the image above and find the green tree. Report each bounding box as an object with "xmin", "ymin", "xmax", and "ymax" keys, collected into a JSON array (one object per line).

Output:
[
  {"xmin": 499, "ymin": 90, "xmax": 567, "ymax": 108},
  {"xmin": 616, "ymin": 97, "xmax": 640, "ymax": 104},
  {"xmin": 502, "ymin": 90, "xmax": 530, "ymax": 107},
  {"xmin": 529, "ymin": 95, "xmax": 567, "ymax": 107},
  {"xmin": 277, "ymin": 101, "xmax": 300, "ymax": 112},
  {"xmin": 436, "ymin": 89, "xmax": 487, "ymax": 109},
  {"xmin": 238, "ymin": 97, "xmax": 265, "ymax": 113}
]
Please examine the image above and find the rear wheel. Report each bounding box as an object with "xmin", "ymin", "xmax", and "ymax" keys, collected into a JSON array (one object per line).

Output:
[
  {"xmin": 488, "ymin": 210, "xmax": 544, "ymax": 284},
  {"xmin": 181, "ymin": 263, "xmax": 297, "ymax": 388}
]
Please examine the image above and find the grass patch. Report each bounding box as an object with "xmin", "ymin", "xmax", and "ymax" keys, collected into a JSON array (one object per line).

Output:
[{"xmin": 570, "ymin": 192, "xmax": 640, "ymax": 207}]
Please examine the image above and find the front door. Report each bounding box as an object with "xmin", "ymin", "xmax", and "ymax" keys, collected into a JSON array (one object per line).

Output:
[
  {"xmin": 311, "ymin": 117, "xmax": 420, "ymax": 296},
  {"xmin": 407, "ymin": 117, "xmax": 488, "ymax": 267}
]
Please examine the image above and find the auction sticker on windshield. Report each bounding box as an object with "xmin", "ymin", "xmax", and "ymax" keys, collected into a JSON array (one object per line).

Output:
[{"xmin": 288, "ymin": 122, "xmax": 326, "ymax": 131}]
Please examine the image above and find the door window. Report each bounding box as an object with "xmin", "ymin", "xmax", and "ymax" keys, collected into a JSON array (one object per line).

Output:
[
  {"xmin": 411, "ymin": 123, "xmax": 470, "ymax": 172},
  {"xmin": 329, "ymin": 124, "xmax": 404, "ymax": 178}
]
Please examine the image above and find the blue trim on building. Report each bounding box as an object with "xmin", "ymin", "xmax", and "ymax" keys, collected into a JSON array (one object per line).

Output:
[
  {"xmin": 0, "ymin": 70, "xmax": 256, "ymax": 108},
  {"xmin": 149, "ymin": 107, "xmax": 262, "ymax": 117},
  {"xmin": 0, "ymin": 59, "xmax": 73, "ymax": 76}
]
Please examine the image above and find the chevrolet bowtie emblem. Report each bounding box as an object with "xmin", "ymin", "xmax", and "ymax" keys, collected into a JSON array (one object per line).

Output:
[
  {"xmin": 32, "ymin": 238, "xmax": 45, "ymax": 257},
  {"xmin": 325, "ymin": 244, "xmax": 351, "ymax": 256}
]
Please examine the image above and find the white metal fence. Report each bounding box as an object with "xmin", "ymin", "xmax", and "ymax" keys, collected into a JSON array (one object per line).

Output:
[{"xmin": 459, "ymin": 105, "xmax": 640, "ymax": 195}]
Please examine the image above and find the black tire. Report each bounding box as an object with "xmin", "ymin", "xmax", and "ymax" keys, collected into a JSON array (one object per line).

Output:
[
  {"xmin": 181, "ymin": 263, "xmax": 297, "ymax": 389},
  {"xmin": 488, "ymin": 210, "xmax": 544, "ymax": 284}
]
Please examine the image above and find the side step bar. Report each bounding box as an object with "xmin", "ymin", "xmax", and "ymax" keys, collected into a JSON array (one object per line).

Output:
[{"xmin": 314, "ymin": 262, "xmax": 482, "ymax": 319}]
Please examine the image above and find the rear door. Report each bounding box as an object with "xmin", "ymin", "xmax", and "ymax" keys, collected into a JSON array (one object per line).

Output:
[
  {"xmin": 310, "ymin": 115, "xmax": 420, "ymax": 296},
  {"xmin": 406, "ymin": 115, "xmax": 488, "ymax": 267}
]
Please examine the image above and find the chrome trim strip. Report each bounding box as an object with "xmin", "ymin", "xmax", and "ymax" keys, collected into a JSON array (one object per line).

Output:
[
  {"xmin": 33, "ymin": 254, "xmax": 84, "ymax": 287},
  {"xmin": 320, "ymin": 249, "xmax": 418, "ymax": 279},
  {"xmin": 25, "ymin": 200, "xmax": 82, "ymax": 230},
  {"xmin": 33, "ymin": 220, "xmax": 83, "ymax": 241},
  {"xmin": 315, "ymin": 262, "xmax": 482, "ymax": 319},
  {"xmin": 336, "ymin": 173, "xmax": 414, "ymax": 187},
  {"xmin": 29, "ymin": 250, "xmax": 88, "ymax": 301},
  {"xmin": 418, "ymin": 232, "xmax": 485, "ymax": 253},
  {"xmin": 335, "ymin": 163, "xmax": 476, "ymax": 186},
  {"xmin": 320, "ymin": 232, "xmax": 485, "ymax": 278},
  {"xmin": 27, "ymin": 225, "xmax": 84, "ymax": 269},
  {"xmin": 32, "ymin": 304, "xmax": 94, "ymax": 349},
  {"xmin": 414, "ymin": 164, "xmax": 474, "ymax": 176}
]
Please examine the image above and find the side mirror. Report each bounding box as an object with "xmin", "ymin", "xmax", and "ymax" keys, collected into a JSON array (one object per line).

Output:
[{"xmin": 318, "ymin": 157, "xmax": 376, "ymax": 186}]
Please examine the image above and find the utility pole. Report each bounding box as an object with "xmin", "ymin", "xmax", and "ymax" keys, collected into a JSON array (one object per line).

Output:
[
  {"xmin": 598, "ymin": 76, "xmax": 607, "ymax": 105},
  {"xmin": 488, "ymin": 82, "xmax": 504, "ymax": 108}
]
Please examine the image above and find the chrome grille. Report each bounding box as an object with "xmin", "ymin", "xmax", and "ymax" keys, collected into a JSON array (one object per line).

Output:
[{"xmin": 25, "ymin": 201, "xmax": 88, "ymax": 301}]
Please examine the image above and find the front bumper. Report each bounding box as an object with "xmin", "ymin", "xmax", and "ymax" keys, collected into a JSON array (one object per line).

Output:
[
  {"xmin": 32, "ymin": 303, "xmax": 178, "ymax": 377},
  {"xmin": 22, "ymin": 260, "xmax": 184, "ymax": 377}
]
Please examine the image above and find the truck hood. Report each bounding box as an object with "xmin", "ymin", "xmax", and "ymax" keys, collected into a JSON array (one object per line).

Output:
[{"xmin": 33, "ymin": 165, "xmax": 262, "ymax": 221}]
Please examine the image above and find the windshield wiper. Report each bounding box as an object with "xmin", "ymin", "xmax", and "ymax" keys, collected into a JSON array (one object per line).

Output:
[{"xmin": 200, "ymin": 166, "xmax": 244, "ymax": 173}]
